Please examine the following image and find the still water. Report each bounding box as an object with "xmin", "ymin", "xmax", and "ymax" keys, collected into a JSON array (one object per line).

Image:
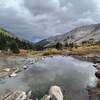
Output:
[{"xmin": 0, "ymin": 56, "xmax": 97, "ymax": 100}]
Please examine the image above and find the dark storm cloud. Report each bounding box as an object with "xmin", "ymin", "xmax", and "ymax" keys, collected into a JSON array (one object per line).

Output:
[
  {"xmin": 0, "ymin": 0, "xmax": 100, "ymax": 42},
  {"xmin": 24, "ymin": 0, "xmax": 60, "ymax": 15}
]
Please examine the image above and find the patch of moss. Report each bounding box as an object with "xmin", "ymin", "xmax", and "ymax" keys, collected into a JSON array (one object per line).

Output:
[{"xmin": 63, "ymin": 96, "xmax": 69, "ymax": 100}]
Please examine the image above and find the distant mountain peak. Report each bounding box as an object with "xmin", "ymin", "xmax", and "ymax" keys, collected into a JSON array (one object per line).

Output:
[{"xmin": 35, "ymin": 23, "xmax": 100, "ymax": 48}]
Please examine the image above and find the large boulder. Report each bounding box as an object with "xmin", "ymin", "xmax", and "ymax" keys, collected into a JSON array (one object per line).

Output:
[
  {"xmin": 95, "ymin": 71, "xmax": 100, "ymax": 79},
  {"xmin": 49, "ymin": 86, "xmax": 63, "ymax": 100},
  {"xmin": 40, "ymin": 86, "xmax": 63, "ymax": 100}
]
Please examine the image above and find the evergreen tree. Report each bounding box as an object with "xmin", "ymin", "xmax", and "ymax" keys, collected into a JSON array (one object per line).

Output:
[
  {"xmin": 68, "ymin": 42, "xmax": 74, "ymax": 48},
  {"xmin": 9, "ymin": 40, "xmax": 20, "ymax": 54},
  {"xmin": 65, "ymin": 41, "xmax": 69, "ymax": 47},
  {"xmin": 56, "ymin": 42, "xmax": 62, "ymax": 50}
]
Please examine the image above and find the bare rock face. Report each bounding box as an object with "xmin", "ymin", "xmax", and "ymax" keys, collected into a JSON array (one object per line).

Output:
[
  {"xmin": 35, "ymin": 23, "xmax": 100, "ymax": 48},
  {"xmin": 41, "ymin": 86, "xmax": 63, "ymax": 100}
]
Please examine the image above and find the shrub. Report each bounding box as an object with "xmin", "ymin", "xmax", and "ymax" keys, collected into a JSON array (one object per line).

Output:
[{"xmin": 42, "ymin": 49, "xmax": 61, "ymax": 56}]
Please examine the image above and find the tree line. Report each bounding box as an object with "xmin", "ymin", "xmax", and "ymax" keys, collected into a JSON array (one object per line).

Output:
[
  {"xmin": 0, "ymin": 32, "xmax": 34, "ymax": 53},
  {"xmin": 35, "ymin": 38, "xmax": 100, "ymax": 50}
]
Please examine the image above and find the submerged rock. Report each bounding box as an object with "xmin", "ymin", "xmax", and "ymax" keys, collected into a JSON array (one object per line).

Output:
[
  {"xmin": 23, "ymin": 65, "xmax": 28, "ymax": 69},
  {"xmin": 93, "ymin": 64, "xmax": 100, "ymax": 70},
  {"xmin": 40, "ymin": 95, "xmax": 51, "ymax": 100},
  {"xmin": 2, "ymin": 91, "xmax": 27, "ymax": 100},
  {"xmin": 9, "ymin": 72, "xmax": 17, "ymax": 77}
]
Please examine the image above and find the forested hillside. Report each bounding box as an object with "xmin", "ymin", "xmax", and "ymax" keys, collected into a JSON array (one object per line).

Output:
[{"xmin": 0, "ymin": 28, "xmax": 34, "ymax": 53}]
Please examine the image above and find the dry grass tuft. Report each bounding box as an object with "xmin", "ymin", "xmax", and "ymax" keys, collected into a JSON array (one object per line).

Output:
[{"xmin": 42, "ymin": 49, "xmax": 62, "ymax": 56}]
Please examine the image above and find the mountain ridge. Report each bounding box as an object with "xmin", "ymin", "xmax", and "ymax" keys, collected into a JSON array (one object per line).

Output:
[{"xmin": 35, "ymin": 23, "xmax": 100, "ymax": 48}]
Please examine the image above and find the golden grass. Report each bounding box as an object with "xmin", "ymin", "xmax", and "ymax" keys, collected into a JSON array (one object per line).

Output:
[
  {"xmin": 28, "ymin": 48, "xmax": 69, "ymax": 56},
  {"xmin": 41, "ymin": 45, "xmax": 100, "ymax": 56},
  {"xmin": 42, "ymin": 49, "xmax": 62, "ymax": 56},
  {"xmin": 69, "ymin": 45, "xmax": 100, "ymax": 55},
  {"xmin": 15, "ymin": 45, "xmax": 100, "ymax": 56}
]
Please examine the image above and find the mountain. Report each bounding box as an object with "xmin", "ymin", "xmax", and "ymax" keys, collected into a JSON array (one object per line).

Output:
[
  {"xmin": 0, "ymin": 28, "xmax": 15, "ymax": 37},
  {"xmin": 35, "ymin": 23, "xmax": 100, "ymax": 48},
  {"xmin": 0, "ymin": 27, "xmax": 34, "ymax": 52}
]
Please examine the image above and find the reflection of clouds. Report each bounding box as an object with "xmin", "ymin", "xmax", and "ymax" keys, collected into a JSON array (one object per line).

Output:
[
  {"xmin": 23, "ymin": 66, "xmax": 56, "ymax": 88},
  {"xmin": 88, "ymin": 76, "xmax": 97, "ymax": 87},
  {"xmin": 0, "ymin": 56, "xmax": 96, "ymax": 100},
  {"xmin": 23, "ymin": 56, "xmax": 96, "ymax": 88},
  {"xmin": 21, "ymin": 56, "xmax": 96, "ymax": 99}
]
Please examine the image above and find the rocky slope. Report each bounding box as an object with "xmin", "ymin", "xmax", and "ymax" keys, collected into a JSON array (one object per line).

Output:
[{"xmin": 36, "ymin": 23, "xmax": 100, "ymax": 48}]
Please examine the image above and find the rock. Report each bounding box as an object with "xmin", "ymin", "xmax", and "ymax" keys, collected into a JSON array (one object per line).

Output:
[
  {"xmin": 49, "ymin": 86, "xmax": 63, "ymax": 100},
  {"xmin": 2, "ymin": 91, "xmax": 27, "ymax": 100},
  {"xmin": 9, "ymin": 72, "xmax": 17, "ymax": 77},
  {"xmin": 92, "ymin": 56, "xmax": 100, "ymax": 63},
  {"xmin": 23, "ymin": 65, "xmax": 28, "ymax": 69},
  {"xmin": 40, "ymin": 95, "xmax": 51, "ymax": 100},
  {"xmin": 3, "ymin": 68, "xmax": 10, "ymax": 72},
  {"xmin": 95, "ymin": 71, "xmax": 100, "ymax": 79},
  {"xmin": 93, "ymin": 64, "xmax": 98, "ymax": 68},
  {"xmin": 93, "ymin": 64, "xmax": 100, "ymax": 70},
  {"xmin": 40, "ymin": 86, "xmax": 63, "ymax": 100}
]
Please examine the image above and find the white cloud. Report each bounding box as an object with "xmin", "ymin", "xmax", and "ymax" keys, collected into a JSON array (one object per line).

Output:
[
  {"xmin": 74, "ymin": 18, "xmax": 95, "ymax": 26},
  {"xmin": 61, "ymin": 6, "xmax": 68, "ymax": 12},
  {"xmin": 67, "ymin": 2, "xmax": 73, "ymax": 8},
  {"xmin": 94, "ymin": 0, "xmax": 100, "ymax": 11},
  {"xmin": 0, "ymin": 0, "xmax": 100, "ymax": 42}
]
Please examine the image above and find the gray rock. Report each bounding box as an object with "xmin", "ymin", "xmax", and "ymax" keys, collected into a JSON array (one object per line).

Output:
[
  {"xmin": 49, "ymin": 86, "xmax": 63, "ymax": 100},
  {"xmin": 95, "ymin": 71, "xmax": 100, "ymax": 79},
  {"xmin": 41, "ymin": 86, "xmax": 63, "ymax": 100}
]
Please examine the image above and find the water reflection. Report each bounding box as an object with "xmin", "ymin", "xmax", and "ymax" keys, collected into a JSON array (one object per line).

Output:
[
  {"xmin": 0, "ymin": 56, "xmax": 97, "ymax": 100},
  {"xmin": 23, "ymin": 56, "xmax": 97, "ymax": 100}
]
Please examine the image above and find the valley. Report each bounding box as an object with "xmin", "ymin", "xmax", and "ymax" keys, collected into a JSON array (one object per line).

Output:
[{"xmin": 0, "ymin": 24, "xmax": 100, "ymax": 100}]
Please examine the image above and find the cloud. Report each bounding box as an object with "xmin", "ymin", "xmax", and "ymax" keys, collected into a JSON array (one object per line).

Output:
[
  {"xmin": 0, "ymin": 0, "xmax": 100, "ymax": 42},
  {"xmin": 24, "ymin": 0, "xmax": 61, "ymax": 15}
]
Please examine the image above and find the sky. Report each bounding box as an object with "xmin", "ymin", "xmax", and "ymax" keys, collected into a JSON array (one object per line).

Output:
[{"xmin": 0, "ymin": 0, "xmax": 100, "ymax": 42}]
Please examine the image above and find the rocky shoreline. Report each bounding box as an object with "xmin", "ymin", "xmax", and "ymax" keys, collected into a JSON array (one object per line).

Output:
[
  {"xmin": 71, "ymin": 54, "xmax": 100, "ymax": 64},
  {"xmin": 71, "ymin": 54, "xmax": 100, "ymax": 100}
]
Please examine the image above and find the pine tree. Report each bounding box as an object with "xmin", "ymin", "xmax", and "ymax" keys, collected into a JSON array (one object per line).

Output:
[
  {"xmin": 9, "ymin": 40, "xmax": 20, "ymax": 54},
  {"xmin": 56, "ymin": 42, "xmax": 62, "ymax": 50}
]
